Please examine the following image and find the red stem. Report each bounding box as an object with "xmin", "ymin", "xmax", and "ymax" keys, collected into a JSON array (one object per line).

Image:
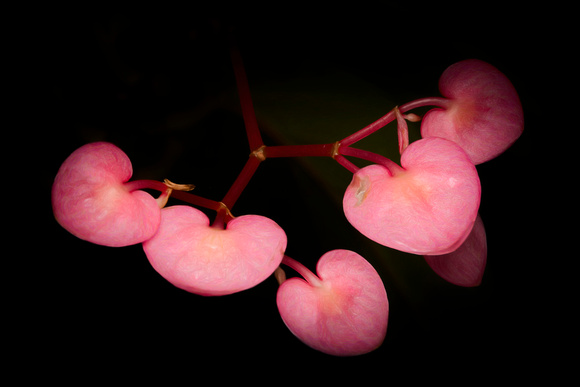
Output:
[
  {"xmin": 125, "ymin": 80, "xmax": 447, "ymax": 216},
  {"xmin": 340, "ymin": 147, "xmax": 404, "ymax": 175},
  {"xmin": 334, "ymin": 155, "xmax": 360, "ymax": 173},
  {"xmin": 230, "ymin": 46, "xmax": 264, "ymax": 150},
  {"xmin": 264, "ymin": 143, "xmax": 363, "ymax": 174},
  {"xmin": 400, "ymin": 96, "xmax": 451, "ymax": 112},
  {"xmin": 340, "ymin": 97, "xmax": 451, "ymax": 147},
  {"xmin": 125, "ymin": 180, "xmax": 222, "ymax": 211},
  {"xmin": 221, "ymin": 157, "xmax": 261, "ymax": 210},
  {"xmin": 340, "ymin": 110, "xmax": 396, "ymax": 147},
  {"xmin": 281, "ymin": 255, "xmax": 323, "ymax": 287},
  {"xmin": 264, "ymin": 143, "xmax": 337, "ymax": 158}
]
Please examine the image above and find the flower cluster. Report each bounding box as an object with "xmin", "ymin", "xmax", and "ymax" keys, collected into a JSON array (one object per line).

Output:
[{"xmin": 52, "ymin": 54, "xmax": 522, "ymax": 356}]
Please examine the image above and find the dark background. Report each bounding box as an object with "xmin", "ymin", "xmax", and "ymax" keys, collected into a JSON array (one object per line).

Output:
[{"xmin": 18, "ymin": 4, "xmax": 558, "ymax": 380}]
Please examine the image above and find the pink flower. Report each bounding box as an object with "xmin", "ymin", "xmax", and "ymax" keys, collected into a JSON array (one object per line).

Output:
[
  {"xmin": 343, "ymin": 137, "xmax": 480, "ymax": 255},
  {"xmin": 421, "ymin": 59, "xmax": 524, "ymax": 164},
  {"xmin": 52, "ymin": 142, "xmax": 161, "ymax": 247},
  {"xmin": 424, "ymin": 214, "xmax": 487, "ymax": 287},
  {"xmin": 143, "ymin": 205, "xmax": 287, "ymax": 296},
  {"xmin": 277, "ymin": 250, "xmax": 388, "ymax": 356}
]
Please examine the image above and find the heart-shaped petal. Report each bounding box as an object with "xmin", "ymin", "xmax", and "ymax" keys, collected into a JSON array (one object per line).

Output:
[
  {"xmin": 142, "ymin": 205, "xmax": 287, "ymax": 296},
  {"xmin": 343, "ymin": 137, "xmax": 480, "ymax": 255},
  {"xmin": 52, "ymin": 142, "xmax": 161, "ymax": 247},
  {"xmin": 421, "ymin": 59, "xmax": 524, "ymax": 164},
  {"xmin": 277, "ymin": 250, "xmax": 388, "ymax": 356},
  {"xmin": 424, "ymin": 214, "xmax": 487, "ymax": 287}
]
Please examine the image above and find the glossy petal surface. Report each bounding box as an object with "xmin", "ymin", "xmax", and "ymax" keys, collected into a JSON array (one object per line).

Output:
[
  {"xmin": 277, "ymin": 250, "xmax": 388, "ymax": 356},
  {"xmin": 421, "ymin": 59, "xmax": 524, "ymax": 164},
  {"xmin": 343, "ymin": 137, "xmax": 480, "ymax": 255},
  {"xmin": 143, "ymin": 205, "xmax": 287, "ymax": 296},
  {"xmin": 51, "ymin": 142, "xmax": 161, "ymax": 247}
]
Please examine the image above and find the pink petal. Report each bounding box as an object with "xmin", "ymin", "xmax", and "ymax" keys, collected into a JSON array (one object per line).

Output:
[
  {"xmin": 421, "ymin": 59, "xmax": 524, "ymax": 164},
  {"xmin": 277, "ymin": 250, "xmax": 388, "ymax": 356},
  {"xmin": 143, "ymin": 205, "xmax": 287, "ymax": 296},
  {"xmin": 343, "ymin": 137, "xmax": 480, "ymax": 255},
  {"xmin": 51, "ymin": 142, "xmax": 161, "ymax": 247},
  {"xmin": 424, "ymin": 214, "xmax": 487, "ymax": 287}
]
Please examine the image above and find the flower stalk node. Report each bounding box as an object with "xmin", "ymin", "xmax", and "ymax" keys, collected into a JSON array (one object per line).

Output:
[
  {"xmin": 250, "ymin": 145, "xmax": 267, "ymax": 161},
  {"xmin": 331, "ymin": 141, "xmax": 341, "ymax": 159}
]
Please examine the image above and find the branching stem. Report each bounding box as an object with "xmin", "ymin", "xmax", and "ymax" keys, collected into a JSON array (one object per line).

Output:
[
  {"xmin": 340, "ymin": 97, "xmax": 451, "ymax": 147},
  {"xmin": 221, "ymin": 156, "xmax": 262, "ymax": 211},
  {"xmin": 340, "ymin": 146, "xmax": 404, "ymax": 175},
  {"xmin": 127, "ymin": 51, "xmax": 447, "ymax": 225},
  {"xmin": 264, "ymin": 143, "xmax": 337, "ymax": 158}
]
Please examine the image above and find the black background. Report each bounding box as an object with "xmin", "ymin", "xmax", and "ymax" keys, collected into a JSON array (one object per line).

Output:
[{"xmin": 16, "ymin": 3, "xmax": 559, "ymax": 381}]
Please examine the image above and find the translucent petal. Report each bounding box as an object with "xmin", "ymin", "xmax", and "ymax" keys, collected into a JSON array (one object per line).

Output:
[
  {"xmin": 277, "ymin": 250, "xmax": 388, "ymax": 356},
  {"xmin": 424, "ymin": 214, "xmax": 487, "ymax": 287},
  {"xmin": 52, "ymin": 142, "xmax": 160, "ymax": 247},
  {"xmin": 343, "ymin": 138, "xmax": 480, "ymax": 255},
  {"xmin": 143, "ymin": 205, "xmax": 287, "ymax": 296},
  {"xmin": 421, "ymin": 59, "xmax": 524, "ymax": 164}
]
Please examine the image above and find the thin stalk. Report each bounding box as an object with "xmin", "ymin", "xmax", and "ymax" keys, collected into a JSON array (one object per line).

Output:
[
  {"xmin": 264, "ymin": 143, "xmax": 337, "ymax": 158},
  {"xmin": 339, "ymin": 147, "xmax": 405, "ymax": 176},
  {"xmin": 399, "ymin": 96, "xmax": 451, "ymax": 112},
  {"xmin": 221, "ymin": 156, "xmax": 262, "ymax": 210},
  {"xmin": 340, "ymin": 97, "xmax": 451, "ymax": 147},
  {"xmin": 340, "ymin": 110, "xmax": 396, "ymax": 147},
  {"xmin": 334, "ymin": 154, "xmax": 360, "ymax": 173},
  {"xmin": 230, "ymin": 46, "xmax": 264, "ymax": 150},
  {"xmin": 263, "ymin": 142, "xmax": 361, "ymax": 174},
  {"xmin": 211, "ymin": 203, "xmax": 234, "ymax": 229},
  {"xmin": 394, "ymin": 106, "xmax": 409, "ymax": 154},
  {"xmin": 281, "ymin": 255, "xmax": 323, "ymax": 288}
]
